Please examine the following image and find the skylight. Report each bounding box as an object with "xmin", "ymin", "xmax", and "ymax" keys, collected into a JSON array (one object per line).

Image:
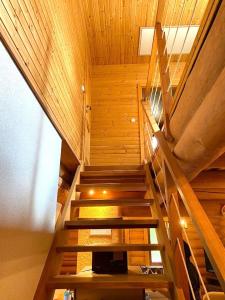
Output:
[{"xmin": 139, "ymin": 25, "xmax": 199, "ymax": 56}]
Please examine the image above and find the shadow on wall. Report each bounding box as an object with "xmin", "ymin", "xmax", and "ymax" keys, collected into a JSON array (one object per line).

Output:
[{"xmin": 0, "ymin": 40, "xmax": 61, "ymax": 298}]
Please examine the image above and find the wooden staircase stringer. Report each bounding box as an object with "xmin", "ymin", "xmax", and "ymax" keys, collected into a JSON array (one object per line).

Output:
[{"xmin": 33, "ymin": 165, "xmax": 82, "ymax": 300}]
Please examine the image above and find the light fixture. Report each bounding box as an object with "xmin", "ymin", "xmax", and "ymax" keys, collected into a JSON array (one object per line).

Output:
[
  {"xmin": 180, "ymin": 218, "xmax": 188, "ymax": 229},
  {"xmin": 131, "ymin": 117, "xmax": 136, "ymax": 123},
  {"xmin": 89, "ymin": 189, "xmax": 95, "ymax": 196},
  {"xmin": 86, "ymin": 105, "xmax": 91, "ymax": 112},
  {"xmin": 102, "ymin": 190, "xmax": 107, "ymax": 195},
  {"xmin": 151, "ymin": 136, "xmax": 158, "ymax": 151},
  {"xmin": 81, "ymin": 84, "xmax": 85, "ymax": 93}
]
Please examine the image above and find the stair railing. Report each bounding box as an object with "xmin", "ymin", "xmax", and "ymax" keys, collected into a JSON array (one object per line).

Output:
[{"xmin": 142, "ymin": 102, "xmax": 225, "ymax": 293}]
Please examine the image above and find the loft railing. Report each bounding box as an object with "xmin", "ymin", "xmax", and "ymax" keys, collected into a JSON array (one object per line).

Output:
[
  {"xmin": 141, "ymin": 103, "xmax": 225, "ymax": 295},
  {"xmin": 145, "ymin": 0, "xmax": 220, "ymax": 134},
  {"xmin": 142, "ymin": 0, "xmax": 225, "ymax": 294}
]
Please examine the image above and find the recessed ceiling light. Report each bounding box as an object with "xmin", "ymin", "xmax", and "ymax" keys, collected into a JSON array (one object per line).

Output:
[
  {"xmin": 102, "ymin": 190, "xmax": 107, "ymax": 195},
  {"xmin": 131, "ymin": 117, "xmax": 136, "ymax": 123},
  {"xmin": 89, "ymin": 189, "xmax": 94, "ymax": 195}
]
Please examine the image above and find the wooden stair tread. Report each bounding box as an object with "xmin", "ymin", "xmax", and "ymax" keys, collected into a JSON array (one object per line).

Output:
[
  {"xmin": 56, "ymin": 243, "xmax": 163, "ymax": 253},
  {"xmin": 85, "ymin": 165, "xmax": 144, "ymax": 171},
  {"xmin": 76, "ymin": 183, "xmax": 147, "ymax": 192},
  {"xmin": 48, "ymin": 273, "xmax": 170, "ymax": 289},
  {"xmin": 64, "ymin": 218, "xmax": 158, "ymax": 229},
  {"xmin": 81, "ymin": 170, "xmax": 145, "ymax": 177},
  {"xmin": 71, "ymin": 198, "xmax": 153, "ymax": 207}
]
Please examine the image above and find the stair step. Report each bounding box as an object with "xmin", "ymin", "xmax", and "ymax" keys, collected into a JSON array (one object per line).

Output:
[
  {"xmin": 80, "ymin": 178, "xmax": 145, "ymax": 184},
  {"xmin": 71, "ymin": 198, "xmax": 153, "ymax": 207},
  {"xmin": 56, "ymin": 243, "xmax": 163, "ymax": 253},
  {"xmin": 64, "ymin": 218, "xmax": 158, "ymax": 229},
  {"xmin": 81, "ymin": 170, "xmax": 145, "ymax": 177},
  {"xmin": 48, "ymin": 273, "xmax": 171, "ymax": 289},
  {"xmin": 85, "ymin": 165, "xmax": 144, "ymax": 171},
  {"xmin": 76, "ymin": 183, "xmax": 147, "ymax": 192}
]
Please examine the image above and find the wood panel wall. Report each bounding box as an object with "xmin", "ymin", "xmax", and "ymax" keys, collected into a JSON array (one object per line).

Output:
[
  {"xmin": 90, "ymin": 64, "xmax": 148, "ymax": 166},
  {"xmin": 90, "ymin": 63, "xmax": 185, "ymax": 166},
  {"xmin": 0, "ymin": 0, "xmax": 91, "ymax": 160}
]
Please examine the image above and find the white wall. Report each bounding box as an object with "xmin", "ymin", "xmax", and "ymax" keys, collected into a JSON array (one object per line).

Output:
[{"xmin": 0, "ymin": 41, "xmax": 62, "ymax": 299}]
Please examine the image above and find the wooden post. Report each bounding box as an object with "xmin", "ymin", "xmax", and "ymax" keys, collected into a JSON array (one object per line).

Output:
[
  {"xmin": 137, "ymin": 85, "xmax": 145, "ymax": 164},
  {"xmin": 155, "ymin": 22, "xmax": 173, "ymax": 141},
  {"xmin": 145, "ymin": 0, "xmax": 166, "ymax": 97},
  {"xmin": 145, "ymin": 35, "xmax": 158, "ymax": 97}
]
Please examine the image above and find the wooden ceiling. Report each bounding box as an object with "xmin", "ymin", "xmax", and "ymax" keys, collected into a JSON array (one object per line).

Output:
[{"xmin": 80, "ymin": 0, "xmax": 209, "ymax": 65}]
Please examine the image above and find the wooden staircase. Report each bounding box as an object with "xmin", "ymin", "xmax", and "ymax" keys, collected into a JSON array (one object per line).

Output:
[{"xmin": 34, "ymin": 165, "xmax": 176, "ymax": 300}]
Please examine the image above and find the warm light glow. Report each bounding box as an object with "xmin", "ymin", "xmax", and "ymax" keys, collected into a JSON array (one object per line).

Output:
[
  {"xmin": 180, "ymin": 218, "xmax": 188, "ymax": 229},
  {"xmin": 81, "ymin": 84, "xmax": 85, "ymax": 93},
  {"xmin": 130, "ymin": 117, "xmax": 136, "ymax": 123},
  {"xmin": 89, "ymin": 189, "xmax": 95, "ymax": 196},
  {"xmin": 102, "ymin": 190, "xmax": 107, "ymax": 195},
  {"xmin": 151, "ymin": 136, "xmax": 158, "ymax": 151}
]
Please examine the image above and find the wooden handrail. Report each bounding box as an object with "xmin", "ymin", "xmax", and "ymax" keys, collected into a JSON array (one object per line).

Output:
[
  {"xmin": 56, "ymin": 164, "xmax": 82, "ymax": 231},
  {"xmin": 142, "ymin": 103, "xmax": 225, "ymax": 292}
]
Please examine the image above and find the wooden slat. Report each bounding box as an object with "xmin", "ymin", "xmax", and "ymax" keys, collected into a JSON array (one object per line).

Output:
[
  {"xmin": 145, "ymin": 0, "xmax": 166, "ymax": 96},
  {"xmin": 85, "ymin": 165, "xmax": 143, "ymax": 171},
  {"xmin": 155, "ymin": 22, "xmax": 173, "ymax": 140},
  {"xmin": 56, "ymin": 243, "xmax": 163, "ymax": 253},
  {"xmin": 48, "ymin": 274, "xmax": 171, "ymax": 290},
  {"xmin": 64, "ymin": 218, "xmax": 158, "ymax": 230},
  {"xmin": 90, "ymin": 65, "xmax": 147, "ymax": 166},
  {"xmin": 76, "ymin": 183, "xmax": 147, "ymax": 192},
  {"xmin": 71, "ymin": 198, "xmax": 152, "ymax": 207},
  {"xmin": 80, "ymin": 0, "xmax": 207, "ymax": 64},
  {"xmin": 81, "ymin": 170, "xmax": 145, "ymax": 177},
  {"xmin": 1, "ymin": 0, "xmax": 90, "ymax": 159},
  {"xmin": 137, "ymin": 84, "xmax": 145, "ymax": 164}
]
